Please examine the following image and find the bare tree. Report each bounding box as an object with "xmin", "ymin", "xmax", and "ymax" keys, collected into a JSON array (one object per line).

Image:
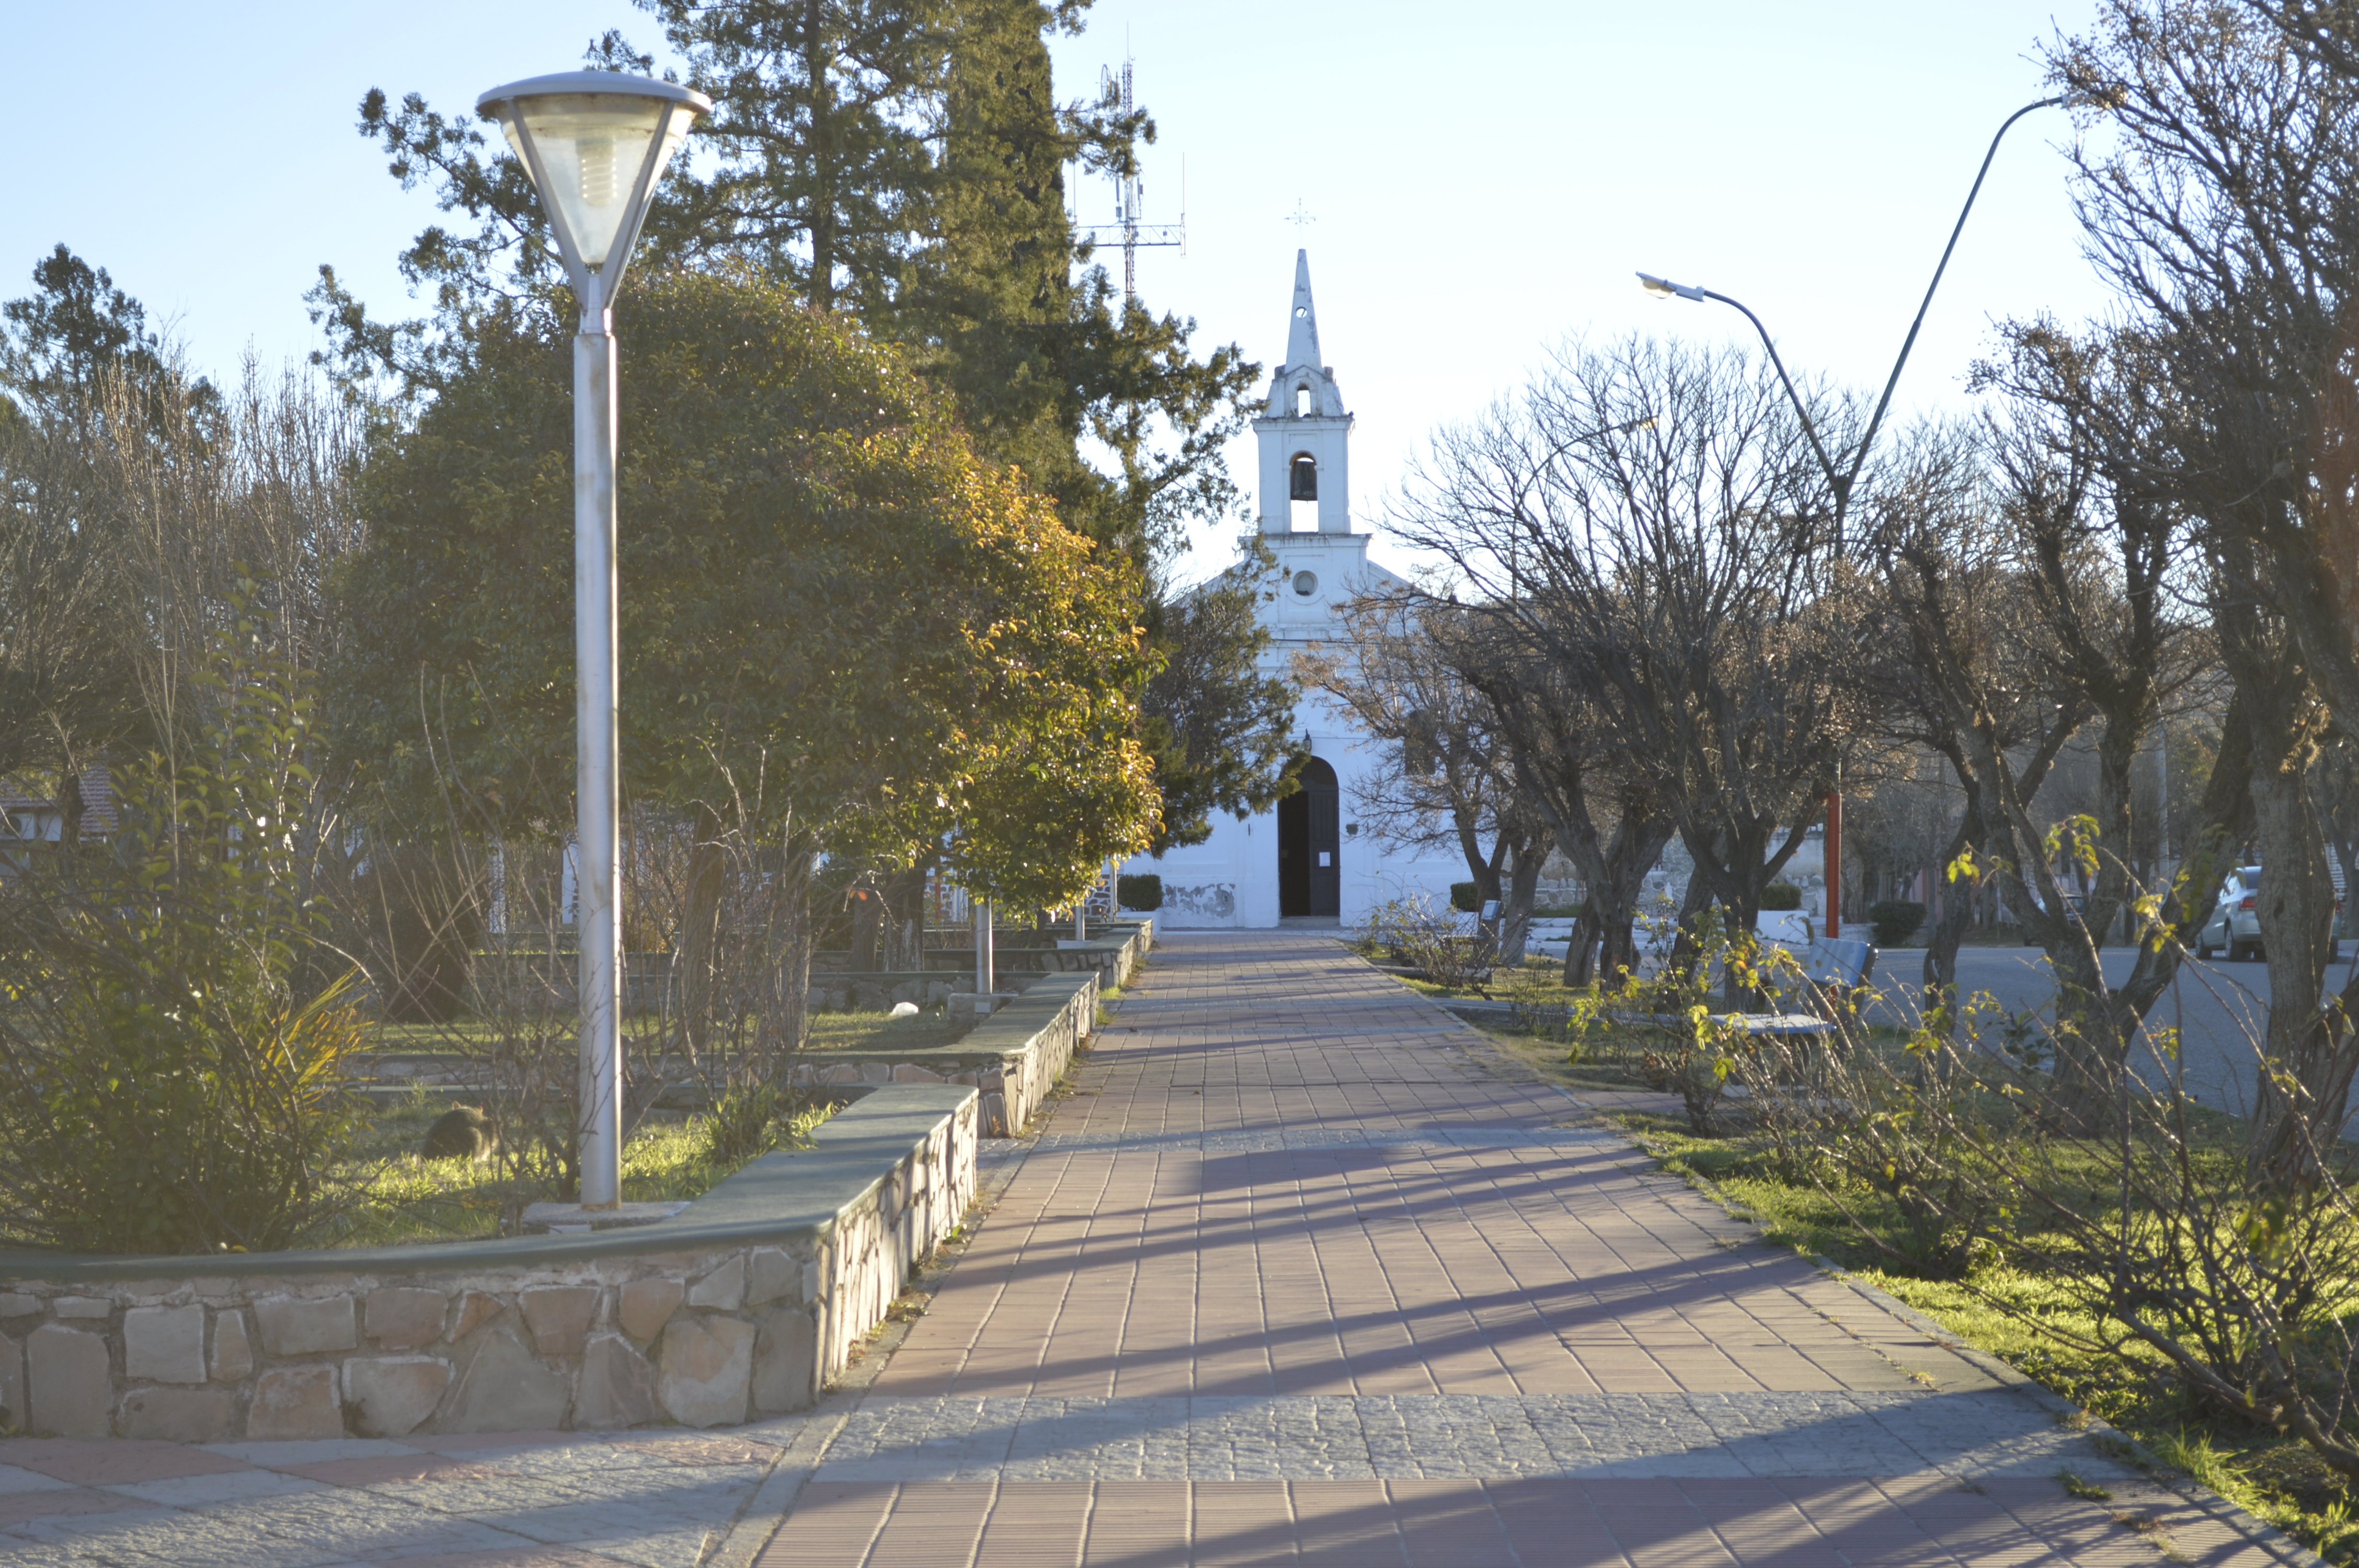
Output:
[
  {"xmin": 1297, "ymin": 593, "xmax": 1550, "ymax": 962},
  {"xmin": 1391, "ymin": 335, "xmax": 1865, "ymax": 975},
  {"xmin": 0, "ymin": 349, "xmax": 365, "ymax": 835},
  {"xmin": 2035, "ymin": 0, "xmax": 2359, "ymax": 1156},
  {"xmin": 1440, "ymin": 613, "xmax": 1674, "ymax": 984}
]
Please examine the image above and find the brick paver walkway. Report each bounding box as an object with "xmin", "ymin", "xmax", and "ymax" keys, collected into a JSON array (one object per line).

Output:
[
  {"xmin": 0, "ymin": 932, "xmax": 2297, "ymax": 1565},
  {"xmin": 753, "ymin": 932, "xmax": 2288, "ymax": 1566}
]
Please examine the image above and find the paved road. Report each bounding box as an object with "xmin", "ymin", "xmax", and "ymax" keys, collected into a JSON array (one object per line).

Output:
[
  {"xmin": 0, "ymin": 932, "xmax": 2295, "ymax": 1565},
  {"xmin": 1864, "ymin": 945, "xmax": 2359, "ymax": 1122},
  {"xmin": 1531, "ymin": 919, "xmax": 2343, "ymax": 1120}
]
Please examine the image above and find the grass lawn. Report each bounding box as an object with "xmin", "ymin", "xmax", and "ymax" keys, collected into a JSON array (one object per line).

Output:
[
  {"xmin": 363, "ymin": 1006, "xmax": 974, "ymax": 1058},
  {"xmin": 1448, "ymin": 990, "xmax": 2359, "ymax": 1563},
  {"xmin": 318, "ymin": 1092, "xmax": 838, "ymax": 1251}
]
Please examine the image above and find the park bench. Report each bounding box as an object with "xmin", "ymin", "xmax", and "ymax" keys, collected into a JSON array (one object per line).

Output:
[
  {"xmin": 1603, "ymin": 941, "xmax": 1876, "ymax": 1047},
  {"xmin": 1790, "ymin": 935, "xmax": 1877, "ymax": 989}
]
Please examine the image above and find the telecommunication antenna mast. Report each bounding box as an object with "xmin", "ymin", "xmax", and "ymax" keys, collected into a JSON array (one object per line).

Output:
[{"xmin": 1078, "ymin": 55, "xmax": 1184, "ymax": 299}]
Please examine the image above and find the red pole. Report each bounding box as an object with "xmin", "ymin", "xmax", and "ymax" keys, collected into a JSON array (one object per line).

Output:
[{"xmin": 1824, "ymin": 789, "xmax": 1842, "ymax": 938}]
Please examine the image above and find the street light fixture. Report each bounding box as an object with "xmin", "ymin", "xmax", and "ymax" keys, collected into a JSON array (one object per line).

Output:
[
  {"xmin": 1633, "ymin": 95, "xmax": 2067, "ymax": 938},
  {"xmin": 477, "ymin": 70, "xmax": 710, "ymax": 1210},
  {"xmin": 1637, "ymin": 95, "xmax": 2066, "ymax": 543}
]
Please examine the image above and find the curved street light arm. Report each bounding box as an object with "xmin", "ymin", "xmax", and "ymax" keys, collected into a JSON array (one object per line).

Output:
[
  {"xmin": 1697, "ymin": 287, "xmax": 1847, "ymax": 504},
  {"xmin": 1839, "ymin": 96, "xmax": 2065, "ymax": 512}
]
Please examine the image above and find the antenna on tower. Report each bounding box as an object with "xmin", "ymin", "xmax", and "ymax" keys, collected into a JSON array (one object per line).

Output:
[{"xmin": 1077, "ymin": 51, "xmax": 1184, "ymax": 301}]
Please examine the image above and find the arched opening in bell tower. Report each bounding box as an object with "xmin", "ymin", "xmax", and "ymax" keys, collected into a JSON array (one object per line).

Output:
[{"xmin": 1289, "ymin": 452, "xmax": 1319, "ymax": 529}]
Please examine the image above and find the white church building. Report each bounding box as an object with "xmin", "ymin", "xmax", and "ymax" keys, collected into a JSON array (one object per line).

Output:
[{"xmin": 1124, "ymin": 251, "xmax": 1467, "ymax": 927}]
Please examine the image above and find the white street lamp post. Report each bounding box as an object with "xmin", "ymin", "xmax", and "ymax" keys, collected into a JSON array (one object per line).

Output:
[{"xmin": 476, "ymin": 72, "xmax": 709, "ymax": 1208}]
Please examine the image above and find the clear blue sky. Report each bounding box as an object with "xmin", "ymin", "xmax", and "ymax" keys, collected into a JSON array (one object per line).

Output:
[{"xmin": 5, "ymin": 1, "xmax": 2110, "ymax": 579}]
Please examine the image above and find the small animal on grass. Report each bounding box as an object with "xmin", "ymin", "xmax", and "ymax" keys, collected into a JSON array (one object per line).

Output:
[{"xmin": 422, "ymin": 1105, "xmax": 496, "ymax": 1161}]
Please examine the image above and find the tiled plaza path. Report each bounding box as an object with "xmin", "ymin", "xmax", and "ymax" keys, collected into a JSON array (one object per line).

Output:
[
  {"xmin": 754, "ymin": 931, "xmax": 2292, "ymax": 1566},
  {"xmin": 0, "ymin": 932, "xmax": 2304, "ymax": 1565}
]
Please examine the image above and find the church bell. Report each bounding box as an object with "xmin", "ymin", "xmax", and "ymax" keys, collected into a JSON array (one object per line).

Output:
[{"xmin": 1289, "ymin": 454, "xmax": 1319, "ymax": 501}]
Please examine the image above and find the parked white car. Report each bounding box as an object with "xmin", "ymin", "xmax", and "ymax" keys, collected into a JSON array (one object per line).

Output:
[
  {"xmin": 2195, "ymin": 867, "xmax": 2263, "ymax": 961},
  {"xmin": 2194, "ymin": 864, "xmax": 2343, "ymax": 962}
]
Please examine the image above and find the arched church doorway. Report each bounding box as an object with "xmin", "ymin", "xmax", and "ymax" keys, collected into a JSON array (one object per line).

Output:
[{"xmin": 1277, "ymin": 756, "xmax": 1340, "ymax": 918}]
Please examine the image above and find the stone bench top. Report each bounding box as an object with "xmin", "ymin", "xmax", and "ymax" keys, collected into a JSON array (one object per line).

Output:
[
  {"xmin": 1440, "ymin": 996, "xmax": 1831, "ymax": 1037},
  {"xmin": 797, "ymin": 972, "xmax": 1094, "ymax": 1065},
  {"xmin": 1613, "ymin": 1010, "xmax": 1833, "ymax": 1037},
  {"xmin": 0, "ymin": 1082, "xmax": 977, "ymax": 1284}
]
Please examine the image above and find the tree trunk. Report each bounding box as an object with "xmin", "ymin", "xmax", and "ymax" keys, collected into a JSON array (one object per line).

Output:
[
  {"xmin": 1497, "ymin": 836, "xmax": 1541, "ymax": 965},
  {"xmin": 804, "ymin": 0, "xmax": 837, "ymax": 313},
  {"xmin": 883, "ymin": 863, "xmax": 929, "ymax": 971},
  {"xmin": 850, "ymin": 882, "xmax": 886, "ymax": 971},
  {"xmin": 1665, "ymin": 857, "xmax": 1717, "ymax": 983},
  {"xmin": 2246, "ymin": 701, "xmax": 2345, "ymax": 1182},
  {"xmin": 1918, "ymin": 809, "xmax": 1984, "ymax": 1035},
  {"xmin": 1561, "ymin": 813, "xmax": 1675, "ymax": 988},
  {"xmin": 761, "ymin": 836, "xmax": 819, "ymax": 1067},
  {"xmin": 672, "ymin": 803, "xmax": 727, "ymax": 1072}
]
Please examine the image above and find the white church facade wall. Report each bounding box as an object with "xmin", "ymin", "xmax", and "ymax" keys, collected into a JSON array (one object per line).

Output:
[{"xmin": 1125, "ymin": 251, "xmax": 1467, "ymax": 929}]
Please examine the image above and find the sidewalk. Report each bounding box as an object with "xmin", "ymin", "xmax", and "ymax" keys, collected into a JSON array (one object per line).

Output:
[
  {"xmin": 753, "ymin": 931, "xmax": 2288, "ymax": 1566},
  {"xmin": 0, "ymin": 931, "xmax": 2301, "ymax": 1565}
]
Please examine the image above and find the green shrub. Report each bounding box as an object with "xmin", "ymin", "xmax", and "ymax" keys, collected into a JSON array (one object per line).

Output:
[
  {"xmin": 1116, "ymin": 873, "xmax": 1162, "ymax": 912},
  {"xmin": 0, "ymin": 616, "xmax": 371, "ymax": 1253},
  {"xmin": 1760, "ymin": 881, "xmax": 1803, "ymax": 911},
  {"xmin": 1450, "ymin": 881, "xmax": 1482, "ymax": 913},
  {"xmin": 1868, "ymin": 898, "xmax": 1927, "ymax": 947}
]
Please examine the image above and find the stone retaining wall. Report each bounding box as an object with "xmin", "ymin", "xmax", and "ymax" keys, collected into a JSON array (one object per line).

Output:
[
  {"xmin": 786, "ymin": 921, "xmax": 1149, "ymax": 1137},
  {"xmin": 791, "ymin": 972, "xmax": 1094, "ymax": 1137},
  {"xmin": 0, "ymin": 1085, "xmax": 976, "ymax": 1442}
]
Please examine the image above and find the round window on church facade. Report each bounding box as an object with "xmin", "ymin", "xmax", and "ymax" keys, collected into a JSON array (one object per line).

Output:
[{"xmin": 1292, "ymin": 570, "xmax": 1318, "ymax": 598}]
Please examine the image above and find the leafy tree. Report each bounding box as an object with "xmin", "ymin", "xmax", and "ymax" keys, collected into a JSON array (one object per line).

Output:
[
  {"xmin": 1136, "ymin": 540, "xmax": 1300, "ymax": 852},
  {"xmin": 0, "ymin": 245, "xmax": 193, "ymax": 419},
  {"xmin": 328, "ymin": 266, "xmax": 1154, "ymax": 1039},
  {"xmin": 318, "ymin": 5, "xmax": 1292, "ymax": 843},
  {"xmin": 625, "ymin": 1, "xmax": 955, "ymax": 315}
]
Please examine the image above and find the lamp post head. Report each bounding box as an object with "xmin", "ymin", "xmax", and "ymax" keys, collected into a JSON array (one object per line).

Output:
[
  {"xmin": 1637, "ymin": 271, "xmax": 1707, "ymax": 303},
  {"xmin": 477, "ymin": 71, "xmax": 711, "ymax": 310}
]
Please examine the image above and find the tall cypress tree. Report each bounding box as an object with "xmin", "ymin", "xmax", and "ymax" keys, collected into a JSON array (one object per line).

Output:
[{"xmin": 900, "ymin": 0, "xmax": 1088, "ymax": 508}]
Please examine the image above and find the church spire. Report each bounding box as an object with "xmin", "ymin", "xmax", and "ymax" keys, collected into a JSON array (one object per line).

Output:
[
  {"xmin": 1286, "ymin": 248, "xmax": 1322, "ymax": 372},
  {"xmin": 1253, "ymin": 249, "xmax": 1354, "ymax": 534}
]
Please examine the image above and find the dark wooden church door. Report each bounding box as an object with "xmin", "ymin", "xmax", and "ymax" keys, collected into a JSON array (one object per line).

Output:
[{"xmin": 1278, "ymin": 757, "xmax": 1341, "ymax": 917}]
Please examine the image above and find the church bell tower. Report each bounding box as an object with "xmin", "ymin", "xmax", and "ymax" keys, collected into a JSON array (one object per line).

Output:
[{"xmin": 1255, "ymin": 250, "xmax": 1354, "ymax": 534}]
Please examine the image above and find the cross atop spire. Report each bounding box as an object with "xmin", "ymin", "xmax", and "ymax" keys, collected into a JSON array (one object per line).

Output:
[{"xmin": 1285, "ymin": 248, "xmax": 1322, "ymax": 373}]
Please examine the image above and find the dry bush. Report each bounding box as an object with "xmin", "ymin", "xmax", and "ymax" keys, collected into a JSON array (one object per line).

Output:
[
  {"xmin": 0, "ymin": 621, "xmax": 371, "ymax": 1253},
  {"xmin": 1355, "ymin": 891, "xmax": 1496, "ymax": 990},
  {"xmin": 1738, "ymin": 948, "xmax": 2359, "ymax": 1483}
]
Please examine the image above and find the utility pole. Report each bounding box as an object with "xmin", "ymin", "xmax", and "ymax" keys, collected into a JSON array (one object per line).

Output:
[
  {"xmin": 1636, "ymin": 94, "xmax": 2072, "ymax": 939},
  {"xmin": 1075, "ymin": 55, "xmax": 1186, "ymax": 301}
]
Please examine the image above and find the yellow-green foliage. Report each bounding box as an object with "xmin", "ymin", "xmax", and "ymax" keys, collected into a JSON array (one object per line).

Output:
[{"xmin": 332, "ymin": 267, "xmax": 1156, "ymax": 915}]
